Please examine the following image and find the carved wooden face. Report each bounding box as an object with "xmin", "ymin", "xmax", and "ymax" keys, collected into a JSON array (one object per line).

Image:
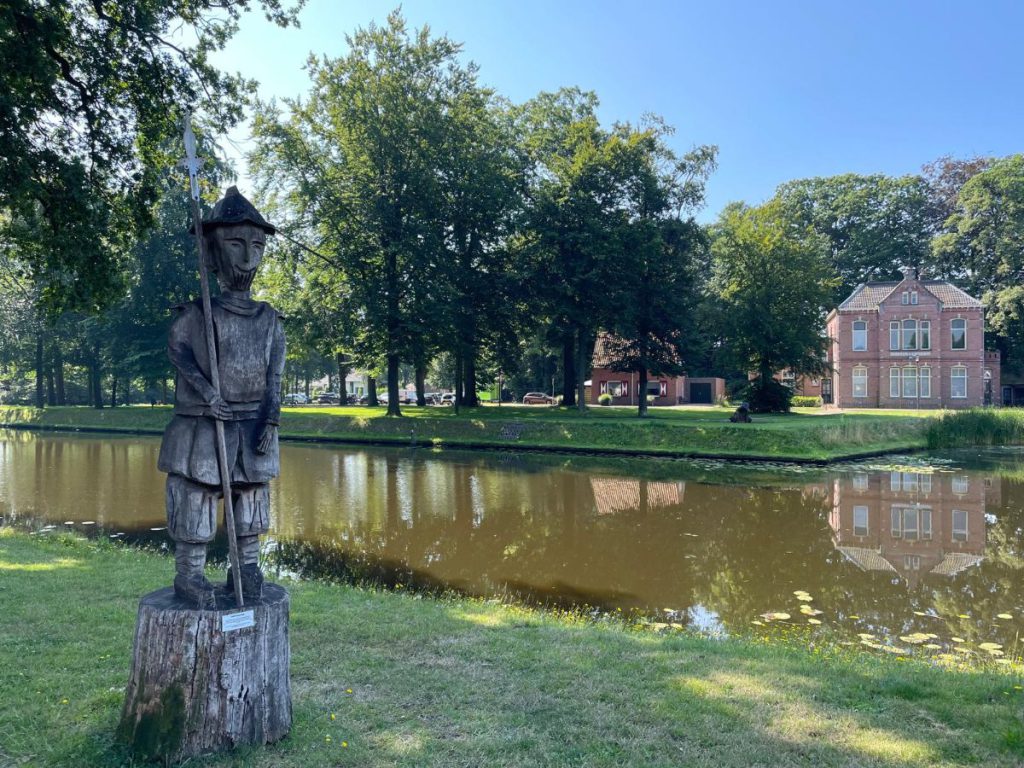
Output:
[{"xmin": 206, "ymin": 224, "xmax": 267, "ymax": 291}]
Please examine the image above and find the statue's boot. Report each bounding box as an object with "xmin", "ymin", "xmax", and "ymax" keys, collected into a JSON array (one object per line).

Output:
[
  {"xmin": 226, "ymin": 535, "xmax": 264, "ymax": 601},
  {"xmin": 173, "ymin": 542, "xmax": 217, "ymax": 610}
]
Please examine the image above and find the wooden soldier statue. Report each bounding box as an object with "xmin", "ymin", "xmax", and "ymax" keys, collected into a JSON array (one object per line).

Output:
[{"xmin": 157, "ymin": 186, "xmax": 285, "ymax": 608}]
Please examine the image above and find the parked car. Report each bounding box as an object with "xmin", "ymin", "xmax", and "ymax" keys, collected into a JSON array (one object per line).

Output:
[
  {"xmin": 423, "ymin": 392, "xmax": 442, "ymax": 405},
  {"xmin": 439, "ymin": 393, "xmax": 456, "ymax": 406},
  {"xmin": 316, "ymin": 392, "xmax": 341, "ymax": 404},
  {"xmin": 283, "ymin": 392, "xmax": 309, "ymax": 405},
  {"xmin": 522, "ymin": 392, "xmax": 555, "ymax": 405}
]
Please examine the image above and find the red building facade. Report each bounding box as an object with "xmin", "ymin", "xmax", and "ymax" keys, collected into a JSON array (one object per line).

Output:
[{"xmin": 823, "ymin": 269, "xmax": 999, "ymax": 409}]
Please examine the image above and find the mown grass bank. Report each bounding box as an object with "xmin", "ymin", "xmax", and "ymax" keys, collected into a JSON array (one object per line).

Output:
[
  {"xmin": 927, "ymin": 408, "xmax": 1024, "ymax": 449},
  {"xmin": 2, "ymin": 529, "xmax": 1023, "ymax": 768},
  {"xmin": 0, "ymin": 404, "xmax": 932, "ymax": 462}
]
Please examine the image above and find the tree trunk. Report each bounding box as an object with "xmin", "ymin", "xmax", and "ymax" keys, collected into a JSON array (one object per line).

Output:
[
  {"xmin": 367, "ymin": 377, "xmax": 378, "ymax": 407},
  {"xmin": 90, "ymin": 351, "xmax": 103, "ymax": 409},
  {"xmin": 386, "ymin": 353, "xmax": 401, "ymax": 416},
  {"xmin": 463, "ymin": 347, "xmax": 478, "ymax": 408},
  {"xmin": 561, "ymin": 333, "xmax": 575, "ymax": 407},
  {"xmin": 34, "ymin": 334, "xmax": 45, "ymax": 409},
  {"xmin": 415, "ymin": 362, "xmax": 426, "ymax": 407},
  {"xmin": 336, "ymin": 353, "xmax": 350, "ymax": 402},
  {"xmin": 45, "ymin": 347, "xmax": 55, "ymax": 406},
  {"xmin": 161, "ymin": 378, "xmax": 169, "ymax": 405},
  {"xmin": 453, "ymin": 349, "xmax": 462, "ymax": 415},
  {"xmin": 110, "ymin": 377, "xmax": 118, "ymax": 408},
  {"xmin": 576, "ymin": 331, "xmax": 592, "ymax": 412},
  {"xmin": 638, "ymin": 365, "xmax": 649, "ymax": 418},
  {"xmin": 118, "ymin": 585, "xmax": 291, "ymax": 762},
  {"xmin": 54, "ymin": 346, "xmax": 66, "ymax": 405},
  {"xmin": 303, "ymin": 373, "xmax": 310, "ymax": 399}
]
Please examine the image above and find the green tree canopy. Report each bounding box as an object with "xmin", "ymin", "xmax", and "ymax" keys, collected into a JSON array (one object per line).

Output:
[{"xmin": 710, "ymin": 201, "xmax": 838, "ymax": 410}]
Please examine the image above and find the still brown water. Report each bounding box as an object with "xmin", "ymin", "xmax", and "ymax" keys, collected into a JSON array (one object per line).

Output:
[{"xmin": 2, "ymin": 428, "xmax": 1023, "ymax": 657}]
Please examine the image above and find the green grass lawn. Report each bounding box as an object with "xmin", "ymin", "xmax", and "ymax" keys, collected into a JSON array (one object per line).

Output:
[
  {"xmin": 0, "ymin": 404, "xmax": 936, "ymax": 461},
  {"xmin": 2, "ymin": 529, "xmax": 1023, "ymax": 767}
]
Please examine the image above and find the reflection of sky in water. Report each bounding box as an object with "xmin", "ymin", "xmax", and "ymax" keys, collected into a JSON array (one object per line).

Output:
[{"xmin": 2, "ymin": 429, "xmax": 1023, "ymax": 659}]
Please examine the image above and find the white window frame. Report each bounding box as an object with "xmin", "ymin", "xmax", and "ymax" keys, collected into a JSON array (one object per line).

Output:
[
  {"xmin": 853, "ymin": 505, "xmax": 869, "ymax": 536},
  {"xmin": 889, "ymin": 321, "xmax": 900, "ymax": 351},
  {"xmin": 920, "ymin": 367, "xmax": 931, "ymax": 398},
  {"xmin": 911, "ymin": 290, "xmax": 918, "ymax": 305},
  {"xmin": 920, "ymin": 320, "xmax": 931, "ymax": 350},
  {"xmin": 852, "ymin": 320, "xmax": 867, "ymax": 351},
  {"xmin": 952, "ymin": 509, "xmax": 968, "ymax": 542},
  {"xmin": 902, "ymin": 367, "xmax": 918, "ymax": 398},
  {"xmin": 951, "ymin": 318, "xmax": 967, "ymax": 350},
  {"xmin": 901, "ymin": 291, "xmax": 910, "ymax": 305},
  {"xmin": 852, "ymin": 366, "xmax": 868, "ymax": 398},
  {"xmin": 890, "ymin": 367, "xmax": 901, "ymax": 398},
  {"xmin": 902, "ymin": 319, "xmax": 918, "ymax": 351},
  {"xmin": 951, "ymin": 366, "xmax": 967, "ymax": 399},
  {"xmin": 606, "ymin": 381, "xmax": 629, "ymax": 398},
  {"xmin": 952, "ymin": 475, "xmax": 969, "ymax": 494},
  {"xmin": 853, "ymin": 473, "xmax": 869, "ymax": 491}
]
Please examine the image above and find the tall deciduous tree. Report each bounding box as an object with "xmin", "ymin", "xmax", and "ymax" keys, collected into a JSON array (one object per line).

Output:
[
  {"xmin": 600, "ymin": 119, "xmax": 716, "ymax": 417},
  {"xmin": 932, "ymin": 154, "xmax": 1024, "ymax": 370},
  {"xmin": 252, "ymin": 11, "xmax": 473, "ymax": 416},
  {"xmin": 771, "ymin": 174, "xmax": 933, "ymax": 301},
  {"xmin": 711, "ymin": 202, "xmax": 838, "ymax": 412},
  {"xmin": 0, "ymin": 0, "xmax": 301, "ymax": 316}
]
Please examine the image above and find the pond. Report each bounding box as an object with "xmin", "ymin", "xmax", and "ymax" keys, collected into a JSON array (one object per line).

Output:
[{"xmin": 2, "ymin": 428, "xmax": 1022, "ymax": 660}]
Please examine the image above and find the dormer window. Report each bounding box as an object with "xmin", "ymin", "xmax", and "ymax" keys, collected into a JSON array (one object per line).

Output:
[{"xmin": 910, "ymin": 291, "xmax": 918, "ymax": 305}]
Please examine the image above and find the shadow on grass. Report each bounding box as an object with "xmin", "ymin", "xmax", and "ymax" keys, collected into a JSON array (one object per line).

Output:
[{"xmin": 2, "ymin": 530, "xmax": 1021, "ymax": 767}]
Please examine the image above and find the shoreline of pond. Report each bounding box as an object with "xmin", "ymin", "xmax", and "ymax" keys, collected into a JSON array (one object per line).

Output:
[
  {"xmin": 2, "ymin": 527, "xmax": 1022, "ymax": 767},
  {"xmin": 0, "ymin": 404, "xmax": 935, "ymax": 463}
]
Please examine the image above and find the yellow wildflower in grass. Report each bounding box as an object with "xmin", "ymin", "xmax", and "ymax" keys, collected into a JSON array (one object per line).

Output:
[
  {"xmin": 342, "ymin": 742, "xmax": 349, "ymax": 748},
  {"xmin": 330, "ymin": 713, "xmax": 336, "ymax": 721},
  {"xmin": 346, "ymin": 688, "xmax": 353, "ymax": 694}
]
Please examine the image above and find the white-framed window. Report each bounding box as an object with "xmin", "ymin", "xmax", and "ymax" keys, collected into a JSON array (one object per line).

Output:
[
  {"xmin": 604, "ymin": 381, "xmax": 628, "ymax": 398},
  {"xmin": 921, "ymin": 474, "xmax": 932, "ymax": 493},
  {"xmin": 852, "ymin": 366, "xmax": 867, "ymax": 398},
  {"xmin": 920, "ymin": 367, "xmax": 931, "ymax": 398},
  {"xmin": 951, "ymin": 318, "xmax": 967, "ymax": 350},
  {"xmin": 904, "ymin": 555, "xmax": 922, "ymax": 571},
  {"xmin": 952, "ymin": 509, "xmax": 968, "ymax": 542},
  {"xmin": 951, "ymin": 366, "xmax": 967, "ymax": 398},
  {"xmin": 902, "ymin": 472, "xmax": 919, "ymax": 492},
  {"xmin": 891, "ymin": 505, "xmax": 933, "ymax": 540},
  {"xmin": 920, "ymin": 320, "xmax": 931, "ymax": 350},
  {"xmin": 646, "ymin": 380, "xmax": 668, "ymax": 397},
  {"xmin": 890, "ymin": 367, "xmax": 901, "ymax": 398},
  {"xmin": 853, "ymin": 473, "xmax": 869, "ymax": 491},
  {"xmin": 901, "ymin": 291, "xmax": 910, "ymax": 305},
  {"xmin": 781, "ymin": 370, "xmax": 796, "ymax": 389},
  {"xmin": 853, "ymin": 505, "xmax": 869, "ymax": 536},
  {"xmin": 890, "ymin": 471, "xmax": 901, "ymax": 491},
  {"xmin": 902, "ymin": 319, "xmax": 918, "ymax": 350},
  {"xmin": 911, "ymin": 290, "xmax": 918, "ymax": 305},
  {"xmin": 890, "ymin": 321, "xmax": 900, "ymax": 351},
  {"xmin": 902, "ymin": 367, "xmax": 918, "ymax": 398},
  {"xmin": 852, "ymin": 320, "xmax": 867, "ymax": 351},
  {"xmin": 952, "ymin": 475, "xmax": 969, "ymax": 494}
]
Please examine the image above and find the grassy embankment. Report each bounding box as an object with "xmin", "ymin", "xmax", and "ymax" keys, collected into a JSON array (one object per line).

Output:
[
  {"xmin": 2, "ymin": 528, "xmax": 1023, "ymax": 768},
  {"xmin": 0, "ymin": 404, "xmax": 936, "ymax": 461}
]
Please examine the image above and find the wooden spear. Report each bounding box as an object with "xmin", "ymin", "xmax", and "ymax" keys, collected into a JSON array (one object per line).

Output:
[{"xmin": 181, "ymin": 113, "xmax": 245, "ymax": 607}]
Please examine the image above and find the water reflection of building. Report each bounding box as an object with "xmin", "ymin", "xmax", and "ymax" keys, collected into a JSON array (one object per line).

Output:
[
  {"xmin": 589, "ymin": 479, "xmax": 684, "ymax": 515},
  {"xmin": 827, "ymin": 470, "xmax": 995, "ymax": 586}
]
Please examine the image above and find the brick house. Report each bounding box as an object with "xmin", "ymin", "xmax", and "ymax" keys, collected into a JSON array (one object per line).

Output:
[
  {"xmin": 827, "ymin": 467, "xmax": 993, "ymax": 587},
  {"xmin": 587, "ymin": 335, "xmax": 725, "ymax": 406},
  {"xmin": 822, "ymin": 268, "xmax": 999, "ymax": 409}
]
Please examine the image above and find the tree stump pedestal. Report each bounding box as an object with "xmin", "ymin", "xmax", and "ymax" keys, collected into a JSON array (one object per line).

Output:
[{"xmin": 118, "ymin": 583, "xmax": 291, "ymax": 762}]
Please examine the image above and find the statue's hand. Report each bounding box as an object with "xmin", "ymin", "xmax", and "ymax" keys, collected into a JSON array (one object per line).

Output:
[
  {"xmin": 256, "ymin": 423, "xmax": 277, "ymax": 455},
  {"xmin": 208, "ymin": 395, "xmax": 233, "ymax": 421}
]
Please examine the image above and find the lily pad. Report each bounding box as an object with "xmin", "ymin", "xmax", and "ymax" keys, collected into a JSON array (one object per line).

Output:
[{"xmin": 761, "ymin": 612, "xmax": 791, "ymax": 622}]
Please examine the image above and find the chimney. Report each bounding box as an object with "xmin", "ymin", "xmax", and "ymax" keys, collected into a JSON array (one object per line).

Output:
[{"xmin": 901, "ymin": 265, "xmax": 919, "ymax": 281}]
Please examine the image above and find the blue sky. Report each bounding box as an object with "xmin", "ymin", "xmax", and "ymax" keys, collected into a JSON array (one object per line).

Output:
[{"xmin": 209, "ymin": 0, "xmax": 1024, "ymax": 220}]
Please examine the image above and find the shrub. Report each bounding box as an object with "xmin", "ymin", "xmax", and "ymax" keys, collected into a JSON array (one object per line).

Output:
[
  {"xmin": 646, "ymin": 395, "xmax": 656, "ymax": 405},
  {"xmin": 742, "ymin": 377, "xmax": 793, "ymax": 413},
  {"xmin": 792, "ymin": 395, "xmax": 823, "ymax": 408},
  {"xmin": 598, "ymin": 393, "xmax": 612, "ymax": 406}
]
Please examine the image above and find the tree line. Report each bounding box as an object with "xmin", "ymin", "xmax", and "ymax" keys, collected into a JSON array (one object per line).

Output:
[{"xmin": 2, "ymin": 7, "xmax": 1022, "ymax": 415}]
